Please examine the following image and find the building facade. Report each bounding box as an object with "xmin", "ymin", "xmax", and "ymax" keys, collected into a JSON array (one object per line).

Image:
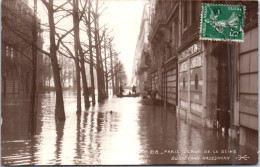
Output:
[
  {"xmin": 236, "ymin": 1, "xmax": 258, "ymax": 150},
  {"xmin": 132, "ymin": 2, "xmax": 151, "ymax": 95},
  {"xmin": 2, "ymin": 0, "xmax": 44, "ymax": 99},
  {"xmin": 147, "ymin": 0, "xmax": 258, "ymax": 150},
  {"xmin": 149, "ymin": 0, "xmax": 181, "ymax": 107}
]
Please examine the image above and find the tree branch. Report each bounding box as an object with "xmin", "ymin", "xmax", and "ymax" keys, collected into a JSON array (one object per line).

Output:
[
  {"xmin": 54, "ymin": 0, "xmax": 72, "ymax": 12},
  {"xmin": 2, "ymin": 18, "xmax": 51, "ymax": 57}
]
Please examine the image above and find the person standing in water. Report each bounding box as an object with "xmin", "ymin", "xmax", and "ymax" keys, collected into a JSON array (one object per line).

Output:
[{"xmin": 132, "ymin": 85, "xmax": 136, "ymax": 94}]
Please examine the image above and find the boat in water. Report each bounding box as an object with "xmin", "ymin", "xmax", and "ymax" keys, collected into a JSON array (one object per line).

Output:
[{"xmin": 116, "ymin": 93, "xmax": 140, "ymax": 98}]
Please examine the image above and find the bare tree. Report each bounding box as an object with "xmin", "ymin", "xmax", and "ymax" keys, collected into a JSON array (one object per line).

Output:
[
  {"xmin": 3, "ymin": 0, "xmax": 79, "ymax": 120},
  {"xmin": 30, "ymin": 0, "xmax": 38, "ymax": 134},
  {"xmin": 73, "ymin": 0, "xmax": 90, "ymax": 112},
  {"xmin": 115, "ymin": 61, "xmax": 127, "ymax": 86},
  {"xmin": 108, "ymin": 38, "xmax": 115, "ymax": 94},
  {"xmin": 83, "ymin": 0, "xmax": 96, "ymax": 105},
  {"xmin": 42, "ymin": 56, "xmax": 53, "ymax": 90},
  {"xmin": 102, "ymin": 33, "xmax": 109, "ymax": 97},
  {"xmin": 40, "ymin": 0, "xmax": 88, "ymax": 118},
  {"xmin": 73, "ymin": 0, "xmax": 83, "ymax": 113},
  {"xmin": 101, "ymin": 32, "xmax": 115, "ymax": 97},
  {"xmin": 93, "ymin": 0, "xmax": 106, "ymax": 102},
  {"xmin": 41, "ymin": 0, "xmax": 70, "ymax": 120}
]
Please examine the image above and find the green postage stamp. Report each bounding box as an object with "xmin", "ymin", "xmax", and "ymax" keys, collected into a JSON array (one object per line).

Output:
[{"xmin": 200, "ymin": 3, "xmax": 245, "ymax": 42}]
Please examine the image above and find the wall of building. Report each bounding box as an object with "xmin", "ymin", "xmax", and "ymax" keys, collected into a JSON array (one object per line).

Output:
[
  {"xmin": 1, "ymin": 0, "xmax": 43, "ymax": 99},
  {"xmin": 239, "ymin": 27, "xmax": 258, "ymax": 150},
  {"xmin": 148, "ymin": 0, "xmax": 258, "ymax": 139},
  {"xmin": 163, "ymin": 61, "xmax": 177, "ymax": 105},
  {"xmin": 146, "ymin": 0, "xmax": 258, "ymax": 150},
  {"xmin": 132, "ymin": 3, "xmax": 151, "ymax": 95}
]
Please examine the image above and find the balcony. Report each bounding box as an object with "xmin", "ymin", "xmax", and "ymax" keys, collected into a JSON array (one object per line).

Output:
[
  {"xmin": 137, "ymin": 51, "xmax": 150, "ymax": 75},
  {"xmin": 149, "ymin": 0, "xmax": 167, "ymax": 41}
]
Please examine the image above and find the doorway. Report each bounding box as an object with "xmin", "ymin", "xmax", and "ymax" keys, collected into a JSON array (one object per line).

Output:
[{"xmin": 213, "ymin": 44, "xmax": 231, "ymax": 131}]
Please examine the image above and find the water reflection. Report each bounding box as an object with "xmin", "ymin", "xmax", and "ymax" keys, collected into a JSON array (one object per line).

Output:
[
  {"xmin": 55, "ymin": 120, "xmax": 65, "ymax": 165},
  {"xmin": 1, "ymin": 91, "xmax": 258, "ymax": 165}
]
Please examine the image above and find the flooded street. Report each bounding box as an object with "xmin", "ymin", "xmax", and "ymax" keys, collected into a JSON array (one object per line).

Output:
[
  {"xmin": 1, "ymin": 91, "xmax": 258, "ymax": 165},
  {"xmin": 2, "ymin": 0, "xmax": 259, "ymax": 165}
]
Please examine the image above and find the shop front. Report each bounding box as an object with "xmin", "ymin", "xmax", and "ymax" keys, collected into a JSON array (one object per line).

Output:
[
  {"xmin": 177, "ymin": 41, "xmax": 207, "ymax": 126},
  {"xmin": 162, "ymin": 57, "xmax": 178, "ymax": 107}
]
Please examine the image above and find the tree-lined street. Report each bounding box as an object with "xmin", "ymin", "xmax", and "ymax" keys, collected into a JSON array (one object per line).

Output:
[{"xmin": 1, "ymin": 0, "xmax": 258, "ymax": 165}]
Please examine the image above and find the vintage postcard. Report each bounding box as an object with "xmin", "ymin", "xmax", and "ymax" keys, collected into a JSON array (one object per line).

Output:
[{"xmin": 1, "ymin": 0, "xmax": 258, "ymax": 165}]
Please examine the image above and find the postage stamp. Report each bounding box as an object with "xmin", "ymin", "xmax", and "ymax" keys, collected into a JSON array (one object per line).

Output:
[{"xmin": 200, "ymin": 3, "xmax": 245, "ymax": 42}]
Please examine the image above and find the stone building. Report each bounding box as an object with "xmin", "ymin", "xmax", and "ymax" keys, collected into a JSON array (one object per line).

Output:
[
  {"xmin": 148, "ymin": 0, "xmax": 258, "ymax": 150},
  {"xmin": 1, "ymin": 0, "xmax": 44, "ymax": 99},
  {"xmin": 149, "ymin": 0, "xmax": 181, "ymax": 107},
  {"xmin": 235, "ymin": 1, "xmax": 258, "ymax": 150},
  {"xmin": 132, "ymin": 2, "xmax": 151, "ymax": 95}
]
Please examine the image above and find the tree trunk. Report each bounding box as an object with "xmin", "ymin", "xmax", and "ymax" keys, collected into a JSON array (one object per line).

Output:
[
  {"xmin": 98, "ymin": 37, "xmax": 105, "ymax": 99},
  {"xmin": 30, "ymin": 0, "xmax": 38, "ymax": 134},
  {"xmin": 100, "ymin": 54, "xmax": 106, "ymax": 98},
  {"xmin": 104, "ymin": 37, "xmax": 109, "ymax": 97},
  {"xmin": 75, "ymin": 59, "xmax": 81, "ymax": 112},
  {"xmin": 73, "ymin": 0, "xmax": 90, "ymax": 109},
  {"xmin": 94, "ymin": 17, "xmax": 102, "ymax": 102},
  {"xmin": 88, "ymin": 1, "xmax": 95, "ymax": 105},
  {"xmin": 79, "ymin": 45, "xmax": 90, "ymax": 108},
  {"xmin": 115, "ymin": 70, "xmax": 119, "ymax": 94},
  {"xmin": 73, "ymin": 0, "xmax": 82, "ymax": 113},
  {"xmin": 109, "ymin": 42, "xmax": 115, "ymax": 95},
  {"xmin": 48, "ymin": 0, "xmax": 65, "ymax": 120}
]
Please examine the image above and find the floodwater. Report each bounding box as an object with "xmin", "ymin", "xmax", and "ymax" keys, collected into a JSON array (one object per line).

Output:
[{"xmin": 1, "ymin": 91, "xmax": 258, "ymax": 165}]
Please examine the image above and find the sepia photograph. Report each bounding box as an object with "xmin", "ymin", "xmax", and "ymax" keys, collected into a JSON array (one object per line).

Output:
[{"xmin": 1, "ymin": 0, "xmax": 259, "ymax": 165}]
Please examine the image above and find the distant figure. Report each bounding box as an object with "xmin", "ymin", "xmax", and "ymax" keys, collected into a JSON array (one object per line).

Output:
[
  {"xmin": 128, "ymin": 91, "xmax": 132, "ymax": 95},
  {"xmin": 152, "ymin": 89, "xmax": 160, "ymax": 105},
  {"xmin": 119, "ymin": 85, "xmax": 124, "ymax": 96},
  {"xmin": 119, "ymin": 83, "xmax": 126, "ymax": 96},
  {"xmin": 148, "ymin": 88, "xmax": 152, "ymax": 98},
  {"xmin": 132, "ymin": 85, "xmax": 136, "ymax": 94}
]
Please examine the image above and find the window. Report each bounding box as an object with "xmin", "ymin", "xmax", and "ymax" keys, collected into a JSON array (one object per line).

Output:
[
  {"xmin": 6, "ymin": 46, "xmax": 9, "ymax": 57},
  {"xmin": 10, "ymin": 47, "xmax": 14, "ymax": 59},
  {"xmin": 195, "ymin": 74, "xmax": 198, "ymax": 90},
  {"xmin": 183, "ymin": 1, "xmax": 188, "ymax": 29},
  {"xmin": 191, "ymin": 1, "xmax": 199, "ymax": 22},
  {"xmin": 172, "ymin": 21, "xmax": 177, "ymax": 48},
  {"xmin": 171, "ymin": 23, "xmax": 175, "ymax": 47},
  {"xmin": 183, "ymin": 77, "xmax": 186, "ymax": 90}
]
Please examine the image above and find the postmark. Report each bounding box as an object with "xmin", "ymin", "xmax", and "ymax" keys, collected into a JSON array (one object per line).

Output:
[{"xmin": 200, "ymin": 3, "xmax": 245, "ymax": 42}]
